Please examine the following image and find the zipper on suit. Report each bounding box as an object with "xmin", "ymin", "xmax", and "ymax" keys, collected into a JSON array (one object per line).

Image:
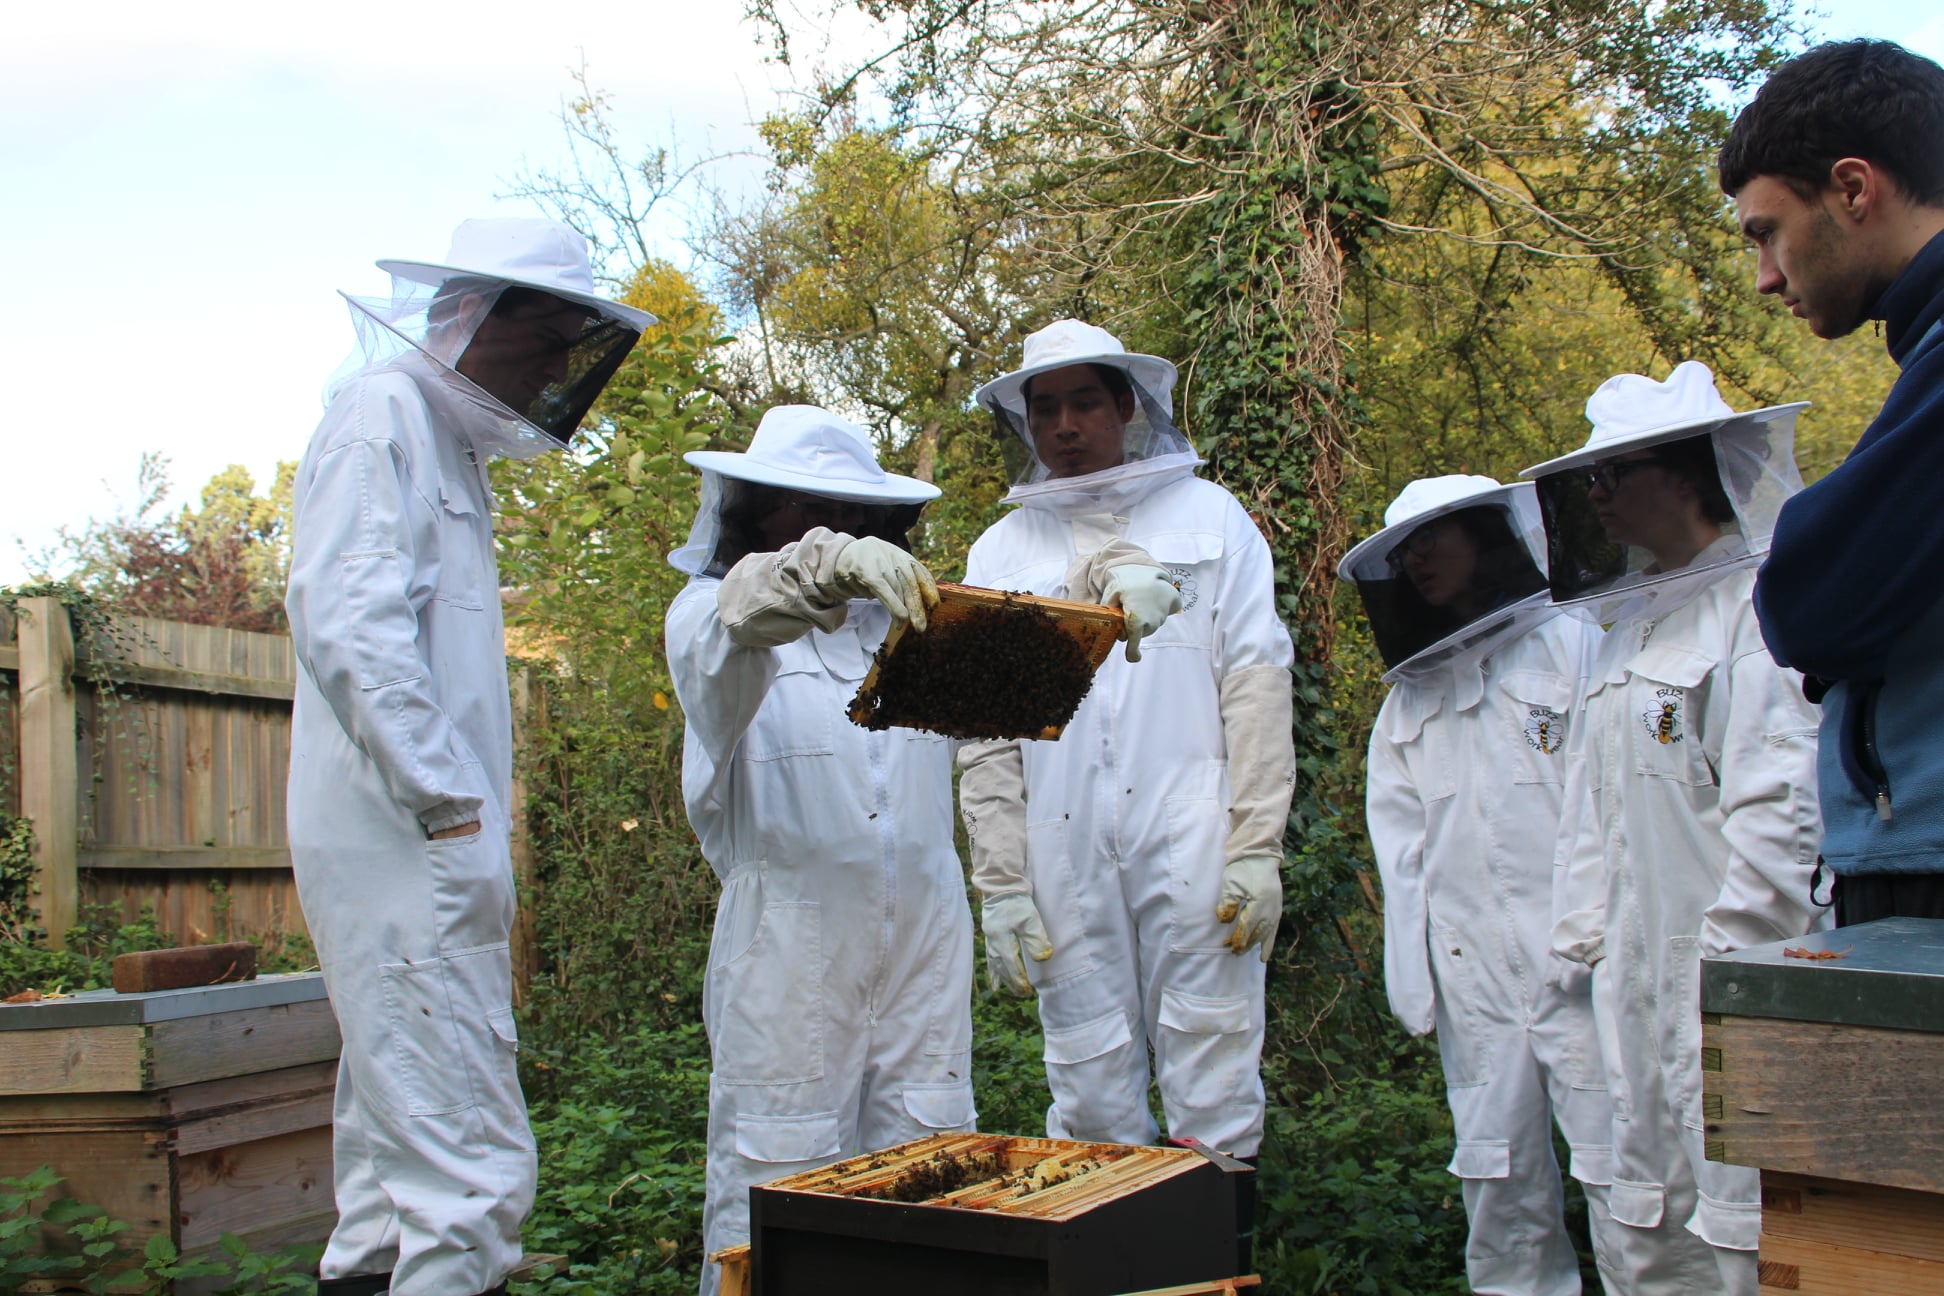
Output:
[{"xmin": 1857, "ymin": 684, "xmax": 1893, "ymax": 821}]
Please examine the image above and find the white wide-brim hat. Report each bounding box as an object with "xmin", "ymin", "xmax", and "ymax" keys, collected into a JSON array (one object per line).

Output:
[
  {"xmin": 685, "ymin": 405, "xmax": 941, "ymax": 504},
  {"xmin": 1520, "ymin": 360, "xmax": 1806, "ymax": 480},
  {"xmin": 974, "ymin": 319, "xmax": 1177, "ymax": 419},
  {"xmin": 1337, "ymin": 474, "xmax": 1537, "ymax": 579},
  {"xmin": 378, "ymin": 218, "xmax": 656, "ymax": 334}
]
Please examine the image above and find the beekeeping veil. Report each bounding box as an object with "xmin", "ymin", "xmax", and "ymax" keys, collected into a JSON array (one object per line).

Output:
[
  {"xmin": 328, "ymin": 219, "xmax": 654, "ymax": 461},
  {"xmin": 669, "ymin": 405, "xmax": 941, "ymax": 578},
  {"xmin": 974, "ymin": 320, "xmax": 1200, "ymax": 517},
  {"xmin": 1520, "ymin": 361, "xmax": 1807, "ymax": 625},
  {"xmin": 1339, "ymin": 475, "xmax": 1554, "ymax": 683}
]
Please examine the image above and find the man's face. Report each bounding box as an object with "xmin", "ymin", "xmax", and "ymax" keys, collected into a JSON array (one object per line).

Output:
[
  {"xmin": 455, "ymin": 295, "xmax": 598, "ymax": 410},
  {"xmin": 1585, "ymin": 452, "xmax": 1690, "ymax": 551},
  {"xmin": 1390, "ymin": 516, "xmax": 1479, "ymax": 612},
  {"xmin": 1735, "ymin": 175, "xmax": 1872, "ymax": 340},
  {"xmin": 1026, "ymin": 364, "xmax": 1135, "ymax": 479}
]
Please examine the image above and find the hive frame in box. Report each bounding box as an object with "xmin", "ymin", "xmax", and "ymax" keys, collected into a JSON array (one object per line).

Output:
[
  {"xmin": 848, "ymin": 583, "xmax": 1125, "ymax": 741},
  {"xmin": 747, "ymin": 1132, "xmax": 1245, "ymax": 1295}
]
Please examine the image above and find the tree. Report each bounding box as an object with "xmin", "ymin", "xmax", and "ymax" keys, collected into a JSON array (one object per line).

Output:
[{"xmin": 27, "ymin": 455, "xmax": 295, "ymax": 633}]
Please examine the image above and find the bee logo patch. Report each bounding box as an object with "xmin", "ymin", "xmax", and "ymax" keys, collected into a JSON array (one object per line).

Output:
[
  {"xmin": 1524, "ymin": 707, "xmax": 1565, "ymax": 754},
  {"xmin": 1641, "ymin": 688, "xmax": 1684, "ymax": 745},
  {"xmin": 1168, "ymin": 567, "xmax": 1200, "ymax": 611}
]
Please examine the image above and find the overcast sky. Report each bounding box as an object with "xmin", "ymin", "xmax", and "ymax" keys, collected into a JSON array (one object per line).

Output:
[{"xmin": 3, "ymin": 1, "xmax": 1938, "ymax": 585}]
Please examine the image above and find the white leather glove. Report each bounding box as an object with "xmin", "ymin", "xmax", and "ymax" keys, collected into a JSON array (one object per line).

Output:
[
  {"xmin": 981, "ymin": 893, "xmax": 1054, "ymax": 997},
  {"xmin": 832, "ymin": 537, "xmax": 940, "ymax": 630},
  {"xmin": 1215, "ymin": 856, "xmax": 1283, "ymax": 961},
  {"xmin": 1100, "ymin": 564, "xmax": 1183, "ymax": 662}
]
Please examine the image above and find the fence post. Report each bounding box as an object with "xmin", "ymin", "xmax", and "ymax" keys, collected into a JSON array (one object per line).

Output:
[
  {"xmin": 509, "ymin": 666, "xmax": 540, "ymax": 1007},
  {"xmin": 17, "ymin": 597, "xmax": 78, "ymax": 950}
]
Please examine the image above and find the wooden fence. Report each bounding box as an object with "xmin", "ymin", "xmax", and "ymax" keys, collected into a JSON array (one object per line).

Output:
[{"xmin": 1, "ymin": 598, "xmax": 304, "ymax": 952}]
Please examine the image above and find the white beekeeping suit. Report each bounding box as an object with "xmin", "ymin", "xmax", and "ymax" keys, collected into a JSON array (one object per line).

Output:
[
  {"xmin": 1524, "ymin": 363, "xmax": 1826, "ymax": 1296},
  {"xmin": 958, "ymin": 321, "xmax": 1296, "ymax": 1191},
  {"xmin": 286, "ymin": 219, "xmax": 651, "ymax": 1296},
  {"xmin": 665, "ymin": 406, "xmax": 976, "ymax": 1296},
  {"xmin": 1345, "ymin": 475, "xmax": 1623, "ymax": 1295}
]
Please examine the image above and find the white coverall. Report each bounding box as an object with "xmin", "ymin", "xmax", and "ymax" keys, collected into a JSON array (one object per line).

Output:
[
  {"xmin": 286, "ymin": 366, "xmax": 533, "ymax": 1295},
  {"xmin": 668, "ymin": 531, "xmax": 976, "ymax": 1296},
  {"xmin": 1553, "ymin": 559, "xmax": 1824, "ymax": 1295},
  {"xmin": 960, "ymin": 475, "xmax": 1295, "ymax": 1155},
  {"xmin": 1366, "ymin": 614, "xmax": 1623, "ymax": 1295}
]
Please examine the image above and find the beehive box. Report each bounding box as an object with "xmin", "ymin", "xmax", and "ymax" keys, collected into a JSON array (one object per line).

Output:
[
  {"xmin": 0, "ymin": 973, "xmax": 340, "ymax": 1286},
  {"xmin": 1701, "ymin": 918, "xmax": 1944, "ymax": 1293},
  {"xmin": 748, "ymin": 1133, "xmax": 1242, "ymax": 1295},
  {"xmin": 848, "ymin": 584, "xmax": 1124, "ymax": 741}
]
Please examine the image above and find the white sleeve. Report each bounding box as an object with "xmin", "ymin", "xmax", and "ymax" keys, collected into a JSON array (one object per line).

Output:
[
  {"xmin": 1365, "ymin": 701, "xmax": 1436, "ymax": 1036},
  {"xmin": 1699, "ymin": 646, "xmax": 1826, "ymax": 955},
  {"xmin": 665, "ymin": 577, "xmax": 782, "ymax": 808},
  {"xmin": 285, "ymin": 394, "xmax": 484, "ymax": 834}
]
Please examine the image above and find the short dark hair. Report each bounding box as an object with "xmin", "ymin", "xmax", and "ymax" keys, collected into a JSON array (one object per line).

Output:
[
  {"xmin": 1658, "ymin": 434, "xmax": 1737, "ymax": 527},
  {"xmin": 1719, "ymin": 40, "xmax": 1944, "ymax": 204}
]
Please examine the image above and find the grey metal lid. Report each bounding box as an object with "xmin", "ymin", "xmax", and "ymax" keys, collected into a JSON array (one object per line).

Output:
[
  {"xmin": 0, "ymin": 971, "xmax": 329, "ymax": 1031},
  {"xmin": 1701, "ymin": 917, "xmax": 1944, "ymax": 1033}
]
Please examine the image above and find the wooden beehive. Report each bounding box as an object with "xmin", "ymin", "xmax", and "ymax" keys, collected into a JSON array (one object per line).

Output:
[
  {"xmin": 1701, "ymin": 918, "xmax": 1944, "ymax": 1294},
  {"xmin": 747, "ymin": 1133, "xmax": 1243, "ymax": 1295},
  {"xmin": 0, "ymin": 973, "xmax": 340, "ymax": 1289},
  {"xmin": 848, "ymin": 584, "xmax": 1125, "ymax": 741}
]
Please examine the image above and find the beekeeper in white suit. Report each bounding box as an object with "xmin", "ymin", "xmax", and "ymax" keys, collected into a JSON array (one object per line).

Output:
[
  {"xmin": 1345, "ymin": 475, "xmax": 1622, "ymax": 1294},
  {"xmin": 958, "ymin": 322, "xmax": 1295, "ymax": 1257},
  {"xmin": 1523, "ymin": 362, "xmax": 1826, "ymax": 1295},
  {"xmin": 286, "ymin": 219, "xmax": 651, "ymax": 1296},
  {"xmin": 665, "ymin": 405, "xmax": 976, "ymax": 1296}
]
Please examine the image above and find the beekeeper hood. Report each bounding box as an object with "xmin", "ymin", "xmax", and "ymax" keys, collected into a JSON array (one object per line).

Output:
[
  {"xmin": 1520, "ymin": 361, "xmax": 1806, "ymax": 624},
  {"xmin": 670, "ymin": 405, "xmax": 941, "ymax": 578},
  {"xmin": 974, "ymin": 319, "xmax": 1201, "ymax": 516},
  {"xmin": 1339, "ymin": 475, "xmax": 1554, "ymax": 682},
  {"xmin": 329, "ymin": 218, "xmax": 654, "ymax": 460}
]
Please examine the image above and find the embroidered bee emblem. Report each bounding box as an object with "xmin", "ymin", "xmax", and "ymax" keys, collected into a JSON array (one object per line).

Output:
[
  {"xmin": 1641, "ymin": 689, "xmax": 1684, "ymax": 744},
  {"xmin": 1524, "ymin": 707, "xmax": 1565, "ymax": 754},
  {"xmin": 1168, "ymin": 567, "xmax": 1199, "ymax": 611}
]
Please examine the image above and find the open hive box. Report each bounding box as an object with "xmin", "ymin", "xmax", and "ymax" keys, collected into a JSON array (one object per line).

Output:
[
  {"xmin": 847, "ymin": 583, "xmax": 1125, "ymax": 741},
  {"xmin": 744, "ymin": 1132, "xmax": 1243, "ymax": 1295}
]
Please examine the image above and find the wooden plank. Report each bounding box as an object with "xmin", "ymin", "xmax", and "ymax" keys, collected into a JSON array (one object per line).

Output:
[
  {"xmin": 0, "ymin": 643, "xmax": 18, "ymax": 671},
  {"xmin": 17, "ymin": 596, "xmax": 79, "ymax": 949},
  {"xmin": 1759, "ymin": 1172, "xmax": 1944, "ymax": 1266},
  {"xmin": 80, "ymin": 845, "xmax": 293, "ymax": 870},
  {"xmin": 1757, "ymin": 1233, "xmax": 1944, "ymax": 1295},
  {"xmin": 1704, "ymin": 1015, "xmax": 1944, "ymax": 1191},
  {"xmin": 72, "ymin": 656, "xmax": 296, "ymax": 702},
  {"xmin": 147, "ymin": 999, "xmax": 341, "ymax": 1090},
  {"xmin": 176, "ymin": 1125, "xmax": 334, "ymax": 1251},
  {"xmin": 0, "ymin": 1127, "xmax": 174, "ymax": 1245},
  {"xmin": 0, "ymin": 1061, "xmax": 335, "ymax": 1131},
  {"xmin": 0, "ymin": 1024, "xmax": 147, "ymax": 1095},
  {"xmin": 174, "ymin": 1086, "xmax": 334, "ymax": 1156}
]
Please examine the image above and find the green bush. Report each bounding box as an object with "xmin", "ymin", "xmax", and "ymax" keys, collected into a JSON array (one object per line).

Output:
[
  {"xmin": 515, "ymin": 1023, "xmax": 710, "ymax": 1294},
  {"xmin": 0, "ymin": 1166, "xmax": 321, "ymax": 1295}
]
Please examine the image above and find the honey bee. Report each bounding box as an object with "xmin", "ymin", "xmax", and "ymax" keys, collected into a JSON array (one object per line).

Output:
[{"xmin": 1641, "ymin": 700, "xmax": 1680, "ymax": 744}]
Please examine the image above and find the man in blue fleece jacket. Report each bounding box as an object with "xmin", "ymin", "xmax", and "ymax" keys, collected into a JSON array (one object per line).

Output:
[{"xmin": 1719, "ymin": 39, "xmax": 1944, "ymax": 925}]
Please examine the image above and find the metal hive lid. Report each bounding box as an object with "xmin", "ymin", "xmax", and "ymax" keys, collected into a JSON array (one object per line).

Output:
[
  {"xmin": 1701, "ymin": 917, "xmax": 1944, "ymax": 1033},
  {"xmin": 0, "ymin": 971, "xmax": 329, "ymax": 1031}
]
